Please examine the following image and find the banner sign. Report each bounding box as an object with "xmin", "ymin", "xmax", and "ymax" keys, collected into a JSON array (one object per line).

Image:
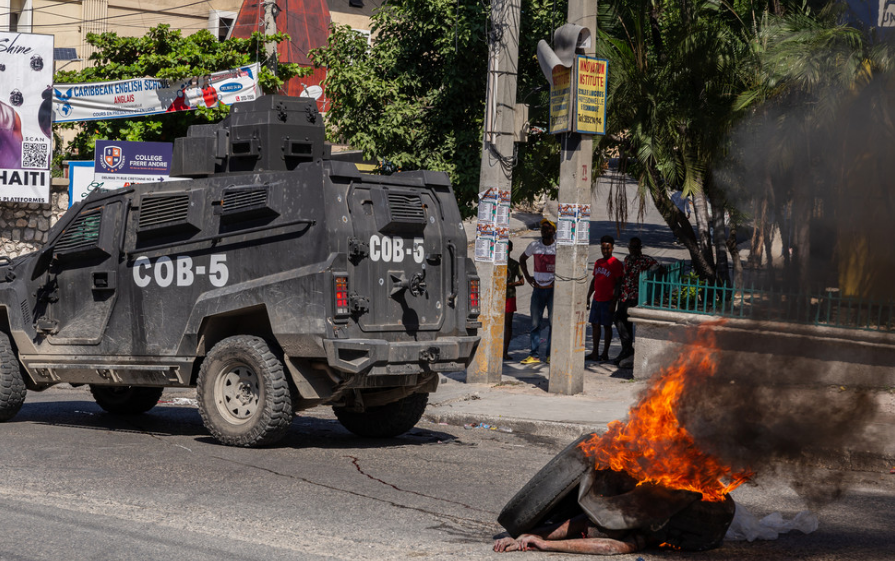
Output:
[
  {"xmin": 549, "ymin": 55, "xmax": 608, "ymax": 136},
  {"xmin": 93, "ymin": 140, "xmax": 178, "ymax": 190},
  {"xmin": 573, "ymin": 56, "xmax": 608, "ymax": 135},
  {"xmin": 67, "ymin": 161, "xmax": 100, "ymax": 208},
  {"xmin": 53, "ymin": 63, "xmax": 261, "ymax": 123},
  {"xmin": 549, "ymin": 66, "xmax": 572, "ymax": 134},
  {"xmin": 0, "ymin": 32, "xmax": 54, "ymax": 203}
]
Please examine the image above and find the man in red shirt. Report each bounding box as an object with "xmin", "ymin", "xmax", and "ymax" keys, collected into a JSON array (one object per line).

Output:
[{"xmin": 585, "ymin": 235, "xmax": 624, "ymax": 362}]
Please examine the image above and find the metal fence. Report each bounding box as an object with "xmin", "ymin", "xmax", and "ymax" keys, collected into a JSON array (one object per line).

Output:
[{"xmin": 638, "ymin": 261, "xmax": 895, "ymax": 332}]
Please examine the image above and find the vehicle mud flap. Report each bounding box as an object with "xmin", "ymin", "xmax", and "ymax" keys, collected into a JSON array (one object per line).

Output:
[{"xmin": 497, "ymin": 432, "xmax": 597, "ymax": 537}]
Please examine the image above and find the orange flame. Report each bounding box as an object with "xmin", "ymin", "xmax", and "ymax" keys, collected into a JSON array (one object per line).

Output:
[{"xmin": 579, "ymin": 322, "xmax": 752, "ymax": 501}]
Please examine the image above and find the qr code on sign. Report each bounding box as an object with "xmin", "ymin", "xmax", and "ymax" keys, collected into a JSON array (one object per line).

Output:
[{"xmin": 22, "ymin": 142, "xmax": 49, "ymax": 168}]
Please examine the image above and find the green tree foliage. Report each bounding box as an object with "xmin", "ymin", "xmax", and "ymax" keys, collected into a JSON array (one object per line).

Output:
[
  {"xmin": 730, "ymin": 3, "xmax": 895, "ymax": 291},
  {"xmin": 53, "ymin": 25, "xmax": 307, "ymax": 166},
  {"xmin": 595, "ymin": 0, "xmax": 760, "ymax": 283},
  {"xmin": 312, "ymin": 0, "xmax": 567, "ymax": 216}
]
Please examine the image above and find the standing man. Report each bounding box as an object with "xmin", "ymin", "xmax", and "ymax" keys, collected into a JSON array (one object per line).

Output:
[
  {"xmin": 504, "ymin": 240, "xmax": 525, "ymax": 360},
  {"xmin": 519, "ymin": 219, "xmax": 557, "ymax": 365},
  {"xmin": 585, "ymin": 235, "xmax": 624, "ymax": 362},
  {"xmin": 613, "ymin": 237, "xmax": 659, "ymax": 365}
]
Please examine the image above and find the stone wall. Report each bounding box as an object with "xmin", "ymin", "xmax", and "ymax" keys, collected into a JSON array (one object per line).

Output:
[{"xmin": 1, "ymin": 179, "xmax": 69, "ymax": 258}]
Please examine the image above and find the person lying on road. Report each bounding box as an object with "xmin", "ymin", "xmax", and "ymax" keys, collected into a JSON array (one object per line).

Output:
[{"xmin": 493, "ymin": 513, "xmax": 654, "ymax": 555}]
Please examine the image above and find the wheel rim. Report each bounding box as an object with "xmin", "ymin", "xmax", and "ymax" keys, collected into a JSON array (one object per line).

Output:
[
  {"xmin": 102, "ymin": 387, "xmax": 134, "ymax": 404},
  {"xmin": 213, "ymin": 362, "xmax": 260, "ymax": 425}
]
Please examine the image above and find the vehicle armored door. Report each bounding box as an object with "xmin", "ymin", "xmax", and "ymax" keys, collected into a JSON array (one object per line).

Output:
[
  {"xmin": 32, "ymin": 201, "xmax": 124, "ymax": 348},
  {"xmin": 348, "ymin": 185, "xmax": 446, "ymax": 333}
]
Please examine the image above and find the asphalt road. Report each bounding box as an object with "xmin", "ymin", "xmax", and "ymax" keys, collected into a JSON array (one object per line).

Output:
[{"xmin": 1, "ymin": 386, "xmax": 893, "ymax": 561}]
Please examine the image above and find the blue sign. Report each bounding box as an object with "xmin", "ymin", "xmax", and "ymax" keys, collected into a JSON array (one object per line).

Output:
[
  {"xmin": 94, "ymin": 140, "xmax": 173, "ymax": 176},
  {"xmin": 219, "ymin": 82, "xmax": 243, "ymax": 93}
]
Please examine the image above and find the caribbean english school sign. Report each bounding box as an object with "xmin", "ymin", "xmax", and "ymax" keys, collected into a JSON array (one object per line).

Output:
[{"xmin": 53, "ymin": 63, "xmax": 261, "ymax": 123}]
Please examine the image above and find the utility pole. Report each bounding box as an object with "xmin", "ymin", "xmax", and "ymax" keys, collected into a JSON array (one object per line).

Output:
[
  {"xmin": 467, "ymin": 0, "xmax": 521, "ymax": 384},
  {"xmin": 263, "ymin": 1, "xmax": 280, "ymax": 75},
  {"xmin": 549, "ymin": 1, "xmax": 597, "ymax": 395}
]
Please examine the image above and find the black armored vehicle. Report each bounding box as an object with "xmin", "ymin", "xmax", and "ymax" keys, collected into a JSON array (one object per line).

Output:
[{"xmin": 0, "ymin": 95, "xmax": 480, "ymax": 446}]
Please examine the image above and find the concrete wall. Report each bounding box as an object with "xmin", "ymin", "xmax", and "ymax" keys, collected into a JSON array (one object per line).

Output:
[
  {"xmin": 0, "ymin": 178, "xmax": 68, "ymax": 258},
  {"xmin": 630, "ymin": 307, "xmax": 895, "ymax": 389}
]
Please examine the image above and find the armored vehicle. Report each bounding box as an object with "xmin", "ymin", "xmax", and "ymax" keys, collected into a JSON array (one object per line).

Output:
[{"xmin": 0, "ymin": 95, "xmax": 480, "ymax": 447}]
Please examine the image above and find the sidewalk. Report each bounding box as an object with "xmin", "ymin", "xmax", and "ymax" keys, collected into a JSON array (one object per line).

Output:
[
  {"xmin": 423, "ymin": 359, "xmax": 895, "ymax": 471},
  {"xmin": 424, "ymin": 360, "xmax": 644, "ymax": 442}
]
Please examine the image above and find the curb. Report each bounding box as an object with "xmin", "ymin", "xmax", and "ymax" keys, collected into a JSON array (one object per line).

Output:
[{"xmin": 422, "ymin": 411, "xmax": 604, "ymax": 442}]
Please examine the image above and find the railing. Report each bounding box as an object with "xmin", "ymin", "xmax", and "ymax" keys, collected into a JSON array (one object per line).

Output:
[{"xmin": 638, "ymin": 261, "xmax": 895, "ymax": 332}]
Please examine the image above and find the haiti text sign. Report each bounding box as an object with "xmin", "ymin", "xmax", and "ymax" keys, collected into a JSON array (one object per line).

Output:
[{"xmin": 0, "ymin": 32, "xmax": 54, "ymax": 203}]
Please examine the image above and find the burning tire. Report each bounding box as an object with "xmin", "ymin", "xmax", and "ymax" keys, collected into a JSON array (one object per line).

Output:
[
  {"xmin": 197, "ymin": 335, "xmax": 294, "ymax": 447},
  {"xmin": 497, "ymin": 432, "xmax": 597, "ymax": 537},
  {"xmin": 0, "ymin": 331, "xmax": 26, "ymax": 422},
  {"xmin": 334, "ymin": 392, "xmax": 428, "ymax": 438},
  {"xmin": 653, "ymin": 494, "xmax": 736, "ymax": 551},
  {"xmin": 90, "ymin": 385, "xmax": 164, "ymax": 415}
]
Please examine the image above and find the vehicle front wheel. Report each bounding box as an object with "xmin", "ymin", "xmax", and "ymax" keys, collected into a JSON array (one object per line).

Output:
[
  {"xmin": 196, "ymin": 335, "xmax": 293, "ymax": 447},
  {"xmin": 0, "ymin": 331, "xmax": 26, "ymax": 422},
  {"xmin": 89, "ymin": 385, "xmax": 164, "ymax": 415},
  {"xmin": 334, "ymin": 392, "xmax": 428, "ymax": 438}
]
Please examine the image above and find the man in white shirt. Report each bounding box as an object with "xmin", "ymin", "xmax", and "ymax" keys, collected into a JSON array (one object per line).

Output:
[{"xmin": 519, "ymin": 219, "xmax": 556, "ymax": 365}]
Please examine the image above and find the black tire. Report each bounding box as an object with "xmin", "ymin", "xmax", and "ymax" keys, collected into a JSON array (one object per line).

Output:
[
  {"xmin": 497, "ymin": 432, "xmax": 597, "ymax": 537},
  {"xmin": 196, "ymin": 335, "xmax": 293, "ymax": 447},
  {"xmin": 652, "ymin": 494, "xmax": 736, "ymax": 551},
  {"xmin": 333, "ymin": 392, "xmax": 428, "ymax": 438},
  {"xmin": 0, "ymin": 331, "xmax": 26, "ymax": 422},
  {"xmin": 89, "ymin": 385, "xmax": 164, "ymax": 415}
]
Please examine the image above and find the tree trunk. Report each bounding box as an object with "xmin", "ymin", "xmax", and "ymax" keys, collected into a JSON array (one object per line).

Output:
[
  {"xmin": 645, "ymin": 174, "xmax": 716, "ymax": 280},
  {"xmin": 691, "ymin": 188, "xmax": 717, "ymax": 279},
  {"xmin": 706, "ymin": 177, "xmax": 731, "ymax": 286}
]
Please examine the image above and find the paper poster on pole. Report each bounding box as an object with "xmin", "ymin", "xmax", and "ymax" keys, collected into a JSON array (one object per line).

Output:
[
  {"xmin": 577, "ymin": 204, "xmax": 591, "ymax": 245},
  {"xmin": 477, "ymin": 187, "xmax": 499, "ymax": 225},
  {"xmin": 0, "ymin": 32, "xmax": 54, "ymax": 203},
  {"xmin": 556, "ymin": 203, "xmax": 578, "ymax": 246},
  {"xmin": 497, "ymin": 189, "xmax": 511, "ymax": 227},
  {"xmin": 53, "ymin": 63, "xmax": 260, "ymax": 123},
  {"xmin": 474, "ymin": 223, "xmax": 498, "ymax": 263},
  {"xmin": 494, "ymin": 227, "xmax": 509, "ymax": 265}
]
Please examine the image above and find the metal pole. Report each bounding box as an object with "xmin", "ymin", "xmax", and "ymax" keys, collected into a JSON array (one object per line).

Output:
[
  {"xmin": 549, "ymin": 1, "xmax": 596, "ymax": 395},
  {"xmin": 467, "ymin": 0, "xmax": 521, "ymax": 384},
  {"xmin": 263, "ymin": 1, "xmax": 279, "ymax": 76}
]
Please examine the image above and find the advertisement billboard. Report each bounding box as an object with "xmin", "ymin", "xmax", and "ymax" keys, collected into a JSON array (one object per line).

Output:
[
  {"xmin": 93, "ymin": 140, "xmax": 180, "ymax": 191},
  {"xmin": 0, "ymin": 32, "xmax": 55, "ymax": 203},
  {"xmin": 53, "ymin": 63, "xmax": 261, "ymax": 123}
]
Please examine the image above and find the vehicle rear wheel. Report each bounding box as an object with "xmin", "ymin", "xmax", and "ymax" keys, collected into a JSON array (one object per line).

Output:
[
  {"xmin": 89, "ymin": 385, "xmax": 164, "ymax": 415},
  {"xmin": 196, "ymin": 335, "xmax": 293, "ymax": 447},
  {"xmin": 0, "ymin": 331, "xmax": 26, "ymax": 422},
  {"xmin": 497, "ymin": 432, "xmax": 598, "ymax": 537},
  {"xmin": 334, "ymin": 392, "xmax": 428, "ymax": 438}
]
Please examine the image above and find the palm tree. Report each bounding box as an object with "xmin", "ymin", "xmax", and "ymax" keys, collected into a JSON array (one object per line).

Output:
[
  {"xmin": 595, "ymin": 0, "xmax": 757, "ymax": 284},
  {"xmin": 732, "ymin": 2, "xmax": 895, "ymax": 294}
]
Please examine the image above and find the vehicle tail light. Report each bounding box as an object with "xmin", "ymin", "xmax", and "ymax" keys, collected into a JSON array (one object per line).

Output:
[
  {"xmin": 334, "ymin": 276, "xmax": 349, "ymax": 315},
  {"xmin": 468, "ymin": 279, "xmax": 480, "ymax": 315}
]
